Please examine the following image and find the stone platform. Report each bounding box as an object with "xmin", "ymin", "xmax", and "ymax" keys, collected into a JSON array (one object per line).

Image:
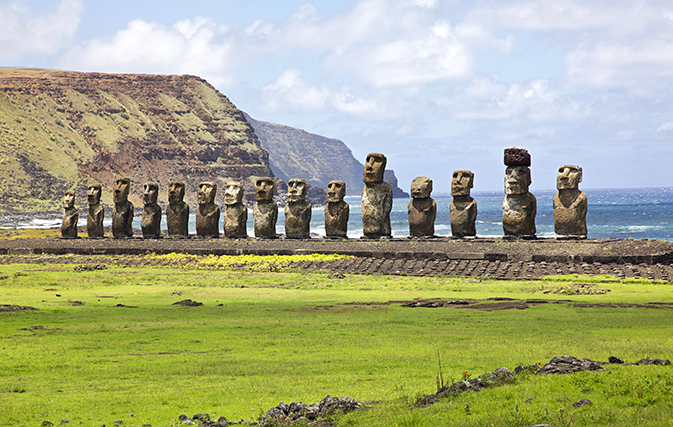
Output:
[{"xmin": 2, "ymin": 236, "xmax": 673, "ymax": 281}]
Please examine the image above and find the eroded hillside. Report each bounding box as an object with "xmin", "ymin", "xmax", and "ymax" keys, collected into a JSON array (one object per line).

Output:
[{"xmin": 0, "ymin": 68, "xmax": 274, "ymax": 212}]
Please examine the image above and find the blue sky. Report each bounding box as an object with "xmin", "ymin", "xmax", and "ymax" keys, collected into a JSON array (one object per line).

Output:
[{"xmin": 2, "ymin": 0, "xmax": 673, "ymax": 193}]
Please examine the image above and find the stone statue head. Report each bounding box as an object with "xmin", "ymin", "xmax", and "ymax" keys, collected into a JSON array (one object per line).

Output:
[
  {"xmin": 143, "ymin": 182, "xmax": 159, "ymax": 205},
  {"xmin": 114, "ymin": 178, "xmax": 130, "ymax": 204},
  {"xmin": 410, "ymin": 177, "xmax": 433, "ymax": 199},
  {"xmin": 504, "ymin": 166, "xmax": 531, "ymax": 195},
  {"xmin": 64, "ymin": 190, "xmax": 75, "ymax": 209},
  {"xmin": 363, "ymin": 152, "xmax": 387, "ymax": 184},
  {"xmin": 87, "ymin": 184, "xmax": 101, "ymax": 205},
  {"xmin": 256, "ymin": 177, "xmax": 276, "ymax": 202},
  {"xmin": 169, "ymin": 182, "xmax": 185, "ymax": 204},
  {"xmin": 224, "ymin": 181, "xmax": 244, "ymax": 205},
  {"xmin": 326, "ymin": 180, "xmax": 346, "ymax": 203},
  {"xmin": 452, "ymin": 170, "xmax": 474, "ymax": 196},
  {"xmin": 197, "ymin": 181, "xmax": 217, "ymax": 205},
  {"xmin": 287, "ymin": 178, "xmax": 308, "ymax": 203},
  {"xmin": 557, "ymin": 165, "xmax": 582, "ymax": 190}
]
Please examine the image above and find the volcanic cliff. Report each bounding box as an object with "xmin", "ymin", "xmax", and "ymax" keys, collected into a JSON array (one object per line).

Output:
[{"xmin": 0, "ymin": 68, "xmax": 275, "ymax": 213}]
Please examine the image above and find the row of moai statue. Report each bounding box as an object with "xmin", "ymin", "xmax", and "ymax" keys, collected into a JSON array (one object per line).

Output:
[
  {"xmin": 61, "ymin": 148, "xmax": 586, "ymax": 240},
  {"xmin": 403, "ymin": 147, "xmax": 587, "ymax": 239}
]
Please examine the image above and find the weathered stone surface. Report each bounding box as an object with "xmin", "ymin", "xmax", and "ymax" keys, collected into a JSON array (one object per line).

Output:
[
  {"xmin": 503, "ymin": 164, "xmax": 536, "ymax": 237},
  {"xmin": 284, "ymin": 178, "xmax": 311, "ymax": 239},
  {"xmin": 141, "ymin": 182, "xmax": 161, "ymax": 238},
  {"xmin": 166, "ymin": 182, "xmax": 189, "ymax": 237},
  {"xmin": 86, "ymin": 184, "xmax": 104, "ymax": 238},
  {"xmin": 196, "ymin": 182, "xmax": 220, "ymax": 238},
  {"xmin": 112, "ymin": 178, "xmax": 134, "ymax": 239},
  {"xmin": 325, "ymin": 180, "xmax": 349, "ymax": 238},
  {"xmin": 504, "ymin": 147, "xmax": 531, "ymax": 166},
  {"xmin": 259, "ymin": 395, "xmax": 360, "ymax": 426},
  {"xmin": 61, "ymin": 191, "xmax": 78, "ymax": 239},
  {"xmin": 362, "ymin": 153, "xmax": 392, "ymax": 238},
  {"xmin": 254, "ymin": 177, "xmax": 278, "ymax": 238},
  {"xmin": 536, "ymin": 355, "xmax": 605, "ymax": 375},
  {"xmin": 416, "ymin": 367, "xmax": 514, "ymax": 406},
  {"xmin": 450, "ymin": 170, "xmax": 477, "ymax": 237},
  {"xmin": 223, "ymin": 181, "xmax": 248, "ymax": 238},
  {"xmin": 634, "ymin": 357, "xmax": 671, "ymax": 366},
  {"xmin": 554, "ymin": 165, "xmax": 587, "ymax": 238},
  {"xmin": 408, "ymin": 177, "xmax": 436, "ymax": 237}
]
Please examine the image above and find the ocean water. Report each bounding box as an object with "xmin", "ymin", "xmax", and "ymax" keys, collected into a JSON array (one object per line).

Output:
[{"xmin": 4, "ymin": 187, "xmax": 673, "ymax": 241}]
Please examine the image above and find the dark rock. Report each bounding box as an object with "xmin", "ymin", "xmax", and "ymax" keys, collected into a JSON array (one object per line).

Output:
[
  {"xmin": 42, "ymin": 422, "xmax": 54, "ymax": 426},
  {"xmin": 172, "ymin": 299, "xmax": 203, "ymax": 307},
  {"xmin": 635, "ymin": 357, "xmax": 671, "ymax": 365},
  {"xmin": 572, "ymin": 398, "xmax": 593, "ymax": 408},
  {"xmin": 504, "ymin": 147, "xmax": 531, "ymax": 166},
  {"xmin": 536, "ymin": 355, "xmax": 605, "ymax": 375},
  {"xmin": 192, "ymin": 414, "xmax": 210, "ymax": 421},
  {"xmin": 608, "ymin": 356, "xmax": 625, "ymax": 364},
  {"xmin": 178, "ymin": 415, "xmax": 188, "ymax": 421}
]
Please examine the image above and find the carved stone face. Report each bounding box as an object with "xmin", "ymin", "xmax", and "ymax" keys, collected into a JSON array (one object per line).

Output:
[
  {"xmin": 326, "ymin": 180, "xmax": 346, "ymax": 203},
  {"xmin": 287, "ymin": 179, "xmax": 308, "ymax": 203},
  {"xmin": 452, "ymin": 170, "xmax": 474, "ymax": 197},
  {"xmin": 114, "ymin": 178, "xmax": 130, "ymax": 204},
  {"xmin": 363, "ymin": 153, "xmax": 386, "ymax": 184},
  {"xmin": 410, "ymin": 177, "xmax": 432, "ymax": 199},
  {"xmin": 504, "ymin": 166, "xmax": 531, "ymax": 195},
  {"xmin": 256, "ymin": 178, "xmax": 275, "ymax": 202},
  {"xmin": 169, "ymin": 182, "xmax": 185, "ymax": 204},
  {"xmin": 64, "ymin": 191, "xmax": 75, "ymax": 209},
  {"xmin": 87, "ymin": 184, "xmax": 101, "ymax": 205},
  {"xmin": 557, "ymin": 165, "xmax": 582, "ymax": 190},
  {"xmin": 198, "ymin": 182, "xmax": 217, "ymax": 205},
  {"xmin": 143, "ymin": 182, "xmax": 159, "ymax": 205},
  {"xmin": 224, "ymin": 182, "xmax": 244, "ymax": 205}
]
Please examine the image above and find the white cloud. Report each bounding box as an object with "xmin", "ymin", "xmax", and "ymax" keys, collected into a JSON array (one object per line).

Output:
[
  {"xmin": 62, "ymin": 17, "xmax": 234, "ymax": 85},
  {"xmin": 655, "ymin": 122, "xmax": 673, "ymax": 140},
  {"xmin": 0, "ymin": 0, "xmax": 83, "ymax": 60},
  {"xmin": 260, "ymin": 68, "xmax": 329, "ymax": 112}
]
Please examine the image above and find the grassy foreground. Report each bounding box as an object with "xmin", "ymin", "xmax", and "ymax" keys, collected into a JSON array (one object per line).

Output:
[{"xmin": 0, "ymin": 256, "xmax": 672, "ymax": 426}]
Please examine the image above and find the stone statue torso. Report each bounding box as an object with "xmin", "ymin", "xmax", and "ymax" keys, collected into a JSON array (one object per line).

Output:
[
  {"xmin": 196, "ymin": 203, "xmax": 220, "ymax": 237},
  {"xmin": 112, "ymin": 201, "xmax": 134, "ymax": 238},
  {"xmin": 285, "ymin": 200, "xmax": 311, "ymax": 238},
  {"xmin": 362, "ymin": 181, "xmax": 393, "ymax": 238},
  {"xmin": 166, "ymin": 202, "xmax": 189, "ymax": 236},
  {"xmin": 254, "ymin": 201, "xmax": 278, "ymax": 238},
  {"xmin": 325, "ymin": 201, "xmax": 349, "ymax": 237},
  {"xmin": 224, "ymin": 203, "xmax": 248, "ymax": 238},
  {"xmin": 553, "ymin": 190, "xmax": 587, "ymax": 236},
  {"xmin": 61, "ymin": 207, "xmax": 78, "ymax": 239},
  {"xmin": 450, "ymin": 196, "xmax": 477, "ymax": 237},
  {"xmin": 141, "ymin": 203, "xmax": 162, "ymax": 238},
  {"xmin": 87, "ymin": 204, "xmax": 104, "ymax": 238},
  {"xmin": 408, "ymin": 198, "xmax": 436, "ymax": 237},
  {"xmin": 502, "ymin": 193, "xmax": 536, "ymax": 236}
]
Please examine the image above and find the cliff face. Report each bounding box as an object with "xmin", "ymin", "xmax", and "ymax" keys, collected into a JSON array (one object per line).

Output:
[
  {"xmin": 246, "ymin": 115, "xmax": 409, "ymax": 198},
  {"xmin": 0, "ymin": 68, "xmax": 274, "ymax": 212}
]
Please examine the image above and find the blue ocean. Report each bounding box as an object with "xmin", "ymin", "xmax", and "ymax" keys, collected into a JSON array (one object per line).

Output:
[{"xmin": 5, "ymin": 188, "xmax": 673, "ymax": 241}]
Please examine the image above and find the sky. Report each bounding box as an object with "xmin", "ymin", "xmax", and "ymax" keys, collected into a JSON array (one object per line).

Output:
[{"xmin": 1, "ymin": 0, "xmax": 673, "ymax": 193}]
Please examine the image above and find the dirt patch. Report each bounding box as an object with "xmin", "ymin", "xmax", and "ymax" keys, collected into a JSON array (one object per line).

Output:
[
  {"xmin": 0, "ymin": 304, "xmax": 37, "ymax": 312},
  {"xmin": 573, "ymin": 302, "xmax": 673, "ymax": 309}
]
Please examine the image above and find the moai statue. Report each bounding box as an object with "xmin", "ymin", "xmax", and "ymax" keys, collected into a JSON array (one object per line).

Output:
[
  {"xmin": 362, "ymin": 153, "xmax": 392, "ymax": 239},
  {"xmin": 141, "ymin": 182, "xmax": 162, "ymax": 238},
  {"xmin": 324, "ymin": 180, "xmax": 349, "ymax": 238},
  {"xmin": 223, "ymin": 181, "xmax": 248, "ymax": 238},
  {"xmin": 502, "ymin": 148, "xmax": 536, "ymax": 237},
  {"xmin": 195, "ymin": 181, "xmax": 220, "ymax": 238},
  {"xmin": 450, "ymin": 170, "xmax": 477, "ymax": 237},
  {"xmin": 166, "ymin": 182, "xmax": 189, "ymax": 237},
  {"xmin": 112, "ymin": 177, "xmax": 134, "ymax": 239},
  {"xmin": 253, "ymin": 177, "xmax": 278, "ymax": 238},
  {"xmin": 553, "ymin": 165, "xmax": 587, "ymax": 238},
  {"xmin": 408, "ymin": 177, "xmax": 436, "ymax": 237},
  {"xmin": 61, "ymin": 190, "xmax": 78, "ymax": 239},
  {"xmin": 285, "ymin": 178, "xmax": 311, "ymax": 239},
  {"xmin": 87, "ymin": 184, "xmax": 104, "ymax": 238}
]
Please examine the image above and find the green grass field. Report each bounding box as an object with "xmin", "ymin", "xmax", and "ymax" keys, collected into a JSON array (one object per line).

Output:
[{"xmin": 1, "ymin": 257, "xmax": 672, "ymax": 426}]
